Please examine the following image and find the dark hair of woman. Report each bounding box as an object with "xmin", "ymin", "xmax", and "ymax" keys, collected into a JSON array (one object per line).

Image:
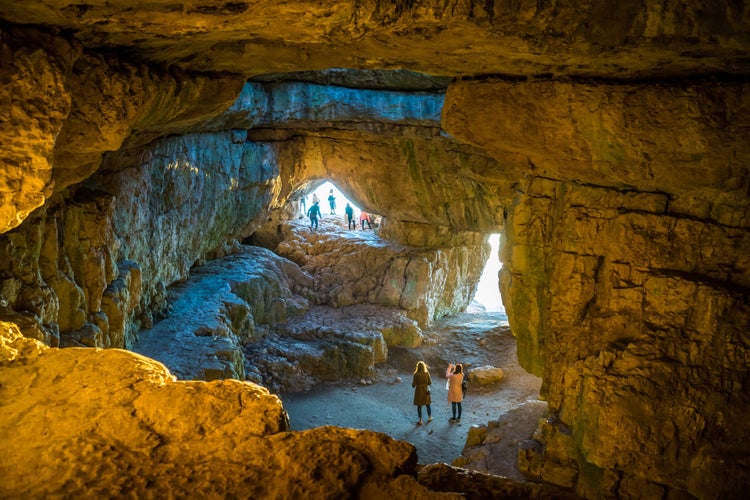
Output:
[
  {"xmin": 414, "ymin": 361, "xmax": 428, "ymax": 374},
  {"xmin": 454, "ymin": 363, "xmax": 463, "ymax": 374}
]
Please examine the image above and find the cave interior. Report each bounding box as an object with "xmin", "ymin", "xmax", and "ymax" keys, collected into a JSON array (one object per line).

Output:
[{"xmin": 1, "ymin": 2, "xmax": 749, "ymax": 499}]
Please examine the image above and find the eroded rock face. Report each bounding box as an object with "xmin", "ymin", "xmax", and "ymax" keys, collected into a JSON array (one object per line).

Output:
[
  {"xmin": 0, "ymin": 27, "xmax": 244, "ymax": 234},
  {"xmin": 258, "ymin": 218, "xmax": 488, "ymax": 326},
  {"xmin": 0, "ymin": 29, "xmax": 75, "ymax": 234},
  {"xmin": 0, "ymin": 77, "xmax": 486, "ymax": 349},
  {"xmin": 443, "ymin": 79, "xmax": 750, "ymax": 208},
  {"xmin": 443, "ymin": 80, "xmax": 750, "ymax": 497},
  {"xmin": 1, "ymin": 320, "xmax": 453, "ymax": 499},
  {"xmin": 2, "ymin": 1, "xmax": 747, "ymax": 79},
  {"xmin": 0, "ymin": 128, "xmax": 280, "ymax": 348},
  {"xmin": 499, "ymin": 178, "xmax": 750, "ymax": 497},
  {"xmin": 132, "ymin": 246, "xmax": 313, "ymax": 381}
]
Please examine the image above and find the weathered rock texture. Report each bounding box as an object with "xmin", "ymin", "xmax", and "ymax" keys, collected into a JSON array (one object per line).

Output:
[
  {"xmin": 255, "ymin": 218, "xmax": 488, "ymax": 326},
  {"xmin": 132, "ymin": 245, "xmax": 314, "ymax": 381},
  {"xmin": 1, "ymin": 1, "xmax": 747, "ymax": 79},
  {"xmin": 453, "ymin": 400, "xmax": 548, "ymax": 479},
  {"xmin": 0, "ymin": 27, "xmax": 244, "ymax": 233},
  {"xmin": 1, "ymin": 2, "xmax": 749, "ymax": 499},
  {"xmin": 131, "ymin": 226, "xmax": 481, "ymax": 392},
  {"xmin": 443, "ymin": 80, "xmax": 750, "ymax": 498},
  {"xmin": 1, "ymin": 320, "xmax": 459, "ymax": 498}
]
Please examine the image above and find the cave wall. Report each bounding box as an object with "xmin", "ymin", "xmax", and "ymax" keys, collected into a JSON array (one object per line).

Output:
[
  {"xmin": 0, "ymin": 27, "xmax": 245, "ymax": 234},
  {"xmin": 1, "ymin": 53, "xmax": 494, "ymax": 347},
  {"xmin": 444, "ymin": 79, "xmax": 750, "ymax": 498}
]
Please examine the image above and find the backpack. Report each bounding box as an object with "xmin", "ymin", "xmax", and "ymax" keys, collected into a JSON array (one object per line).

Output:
[{"xmin": 461, "ymin": 378, "xmax": 468, "ymax": 395}]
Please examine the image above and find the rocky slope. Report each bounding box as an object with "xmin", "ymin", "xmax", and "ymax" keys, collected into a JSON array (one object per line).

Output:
[{"xmin": 0, "ymin": 320, "xmax": 460, "ymax": 499}]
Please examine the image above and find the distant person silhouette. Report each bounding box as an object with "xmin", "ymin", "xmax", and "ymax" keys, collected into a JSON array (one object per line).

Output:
[
  {"xmin": 307, "ymin": 201, "xmax": 321, "ymax": 231},
  {"xmin": 300, "ymin": 195, "xmax": 307, "ymax": 217},
  {"xmin": 345, "ymin": 203, "xmax": 355, "ymax": 230},
  {"xmin": 412, "ymin": 361, "xmax": 432, "ymax": 425},
  {"xmin": 327, "ymin": 189, "xmax": 336, "ymax": 215},
  {"xmin": 446, "ymin": 363, "xmax": 464, "ymax": 422},
  {"xmin": 360, "ymin": 211, "xmax": 372, "ymax": 230}
]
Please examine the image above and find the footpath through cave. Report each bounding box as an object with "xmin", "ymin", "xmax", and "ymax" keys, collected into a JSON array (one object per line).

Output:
[
  {"xmin": 276, "ymin": 191, "xmax": 543, "ymax": 475},
  {"xmin": 132, "ymin": 181, "xmax": 542, "ymax": 476}
]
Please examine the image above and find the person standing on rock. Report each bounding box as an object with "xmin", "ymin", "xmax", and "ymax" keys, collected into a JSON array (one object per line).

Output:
[
  {"xmin": 360, "ymin": 211, "xmax": 372, "ymax": 230},
  {"xmin": 327, "ymin": 189, "xmax": 336, "ymax": 215},
  {"xmin": 345, "ymin": 203, "xmax": 355, "ymax": 230},
  {"xmin": 300, "ymin": 194, "xmax": 307, "ymax": 218},
  {"xmin": 446, "ymin": 363, "xmax": 464, "ymax": 422},
  {"xmin": 307, "ymin": 201, "xmax": 321, "ymax": 231},
  {"xmin": 412, "ymin": 361, "xmax": 433, "ymax": 425}
]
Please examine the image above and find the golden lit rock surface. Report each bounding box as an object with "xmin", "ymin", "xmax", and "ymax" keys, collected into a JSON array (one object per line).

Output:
[
  {"xmin": 1, "ymin": 1, "xmax": 747, "ymax": 78},
  {"xmin": 443, "ymin": 78, "xmax": 750, "ymax": 203},
  {"xmin": 0, "ymin": 321, "xmax": 450, "ymax": 498},
  {"xmin": 0, "ymin": 28, "xmax": 244, "ymax": 233}
]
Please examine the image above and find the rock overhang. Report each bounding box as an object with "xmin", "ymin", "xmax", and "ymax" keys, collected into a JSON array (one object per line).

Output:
[{"xmin": 2, "ymin": 1, "xmax": 749, "ymax": 79}]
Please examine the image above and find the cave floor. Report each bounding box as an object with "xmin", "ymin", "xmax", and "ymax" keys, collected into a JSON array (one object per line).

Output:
[{"xmin": 280, "ymin": 310, "xmax": 544, "ymax": 479}]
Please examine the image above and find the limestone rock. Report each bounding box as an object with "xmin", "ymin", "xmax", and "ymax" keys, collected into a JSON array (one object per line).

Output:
[
  {"xmin": 0, "ymin": 28, "xmax": 76, "ymax": 234},
  {"xmin": 443, "ymin": 79, "xmax": 750, "ymax": 206},
  {"xmin": 0, "ymin": 189, "xmax": 133, "ymax": 347},
  {"xmin": 270, "ymin": 132, "xmax": 507, "ymax": 232},
  {"xmin": 260, "ymin": 218, "xmax": 488, "ymax": 327},
  {"xmin": 1, "ymin": 320, "xmax": 453, "ymax": 499},
  {"xmin": 2, "ymin": 2, "xmax": 748, "ymax": 79},
  {"xmin": 1, "ymin": 4, "xmax": 749, "ymax": 499},
  {"xmin": 132, "ymin": 246, "xmax": 313, "ymax": 381},
  {"xmin": 501, "ymin": 176, "xmax": 750, "ymax": 497},
  {"xmin": 454, "ymin": 400, "xmax": 549, "ymax": 481},
  {"xmin": 468, "ymin": 365, "xmax": 505, "ymax": 386},
  {"xmin": 0, "ymin": 28, "xmax": 244, "ymax": 234},
  {"xmin": 418, "ymin": 462, "xmax": 578, "ymax": 499},
  {"xmin": 248, "ymin": 304, "xmax": 423, "ymax": 392}
]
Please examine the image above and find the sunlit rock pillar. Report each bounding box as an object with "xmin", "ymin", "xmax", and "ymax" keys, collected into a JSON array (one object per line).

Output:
[{"xmin": 444, "ymin": 78, "xmax": 750, "ymax": 498}]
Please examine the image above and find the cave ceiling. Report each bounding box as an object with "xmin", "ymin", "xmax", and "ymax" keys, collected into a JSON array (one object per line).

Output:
[
  {"xmin": 2, "ymin": 0, "xmax": 749, "ymax": 80},
  {"xmin": 1, "ymin": 1, "xmax": 749, "ymax": 234}
]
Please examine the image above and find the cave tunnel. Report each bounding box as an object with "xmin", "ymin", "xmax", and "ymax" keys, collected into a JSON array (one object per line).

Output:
[{"xmin": 1, "ymin": 2, "xmax": 749, "ymax": 499}]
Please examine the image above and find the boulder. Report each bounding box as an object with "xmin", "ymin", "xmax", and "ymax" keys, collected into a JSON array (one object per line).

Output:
[
  {"xmin": 1, "ymin": 320, "xmax": 453, "ymax": 499},
  {"xmin": 468, "ymin": 365, "xmax": 505, "ymax": 386}
]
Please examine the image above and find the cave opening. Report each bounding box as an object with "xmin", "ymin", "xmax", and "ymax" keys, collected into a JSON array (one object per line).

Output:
[
  {"xmin": 469, "ymin": 233, "xmax": 507, "ymax": 319},
  {"xmin": 307, "ymin": 180, "xmax": 358, "ymax": 217}
]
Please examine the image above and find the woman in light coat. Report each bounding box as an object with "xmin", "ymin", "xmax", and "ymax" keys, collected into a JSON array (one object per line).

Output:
[
  {"xmin": 446, "ymin": 363, "xmax": 464, "ymax": 422},
  {"xmin": 411, "ymin": 361, "xmax": 432, "ymax": 425}
]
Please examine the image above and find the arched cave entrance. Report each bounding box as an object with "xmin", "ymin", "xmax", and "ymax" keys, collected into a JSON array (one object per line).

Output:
[
  {"xmin": 469, "ymin": 233, "xmax": 507, "ymax": 319},
  {"xmin": 295, "ymin": 179, "xmax": 381, "ymax": 231},
  {"xmin": 306, "ymin": 180, "xmax": 359, "ymax": 218}
]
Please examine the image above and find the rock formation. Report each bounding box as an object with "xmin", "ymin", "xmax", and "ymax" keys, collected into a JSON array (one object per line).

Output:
[
  {"xmin": 0, "ymin": 320, "xmax": 454, "ymax": 499},
  {"xmin": 1, "ymin": 1, "xmax": 749, "ymax": 498},
  {"xmin": 255, "ymin": 217, "xmax": 488, "ymax": 326}
]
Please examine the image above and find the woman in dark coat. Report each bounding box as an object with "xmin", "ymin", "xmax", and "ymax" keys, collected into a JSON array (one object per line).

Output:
[{"xmin": 412, "ymin": 361, "xmax": 432, "ymax": 425}]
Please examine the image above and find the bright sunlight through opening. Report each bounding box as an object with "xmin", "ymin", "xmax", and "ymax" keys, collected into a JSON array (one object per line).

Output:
[
  {"xmin": 307, "ymin": 181, "xmax": 359, "ymax": 215},
  {"xmin": 471, "ymin": 234, "xmax": 507, "ymax": 318}
]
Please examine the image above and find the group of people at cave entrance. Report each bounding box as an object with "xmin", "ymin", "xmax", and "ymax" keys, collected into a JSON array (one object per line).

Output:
[
  {"xmin": 303, "ymin": 189, "xmax": 373, "ymax": 232},
  {"xmin": 411, "ymin": 361, "xmax": 466, "ymax": 426}
]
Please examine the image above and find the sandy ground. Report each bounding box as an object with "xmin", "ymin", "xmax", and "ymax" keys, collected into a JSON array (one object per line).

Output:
[{"xmin": 280, "ymin": 311, "xmax": 543, "ymax": 469}]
